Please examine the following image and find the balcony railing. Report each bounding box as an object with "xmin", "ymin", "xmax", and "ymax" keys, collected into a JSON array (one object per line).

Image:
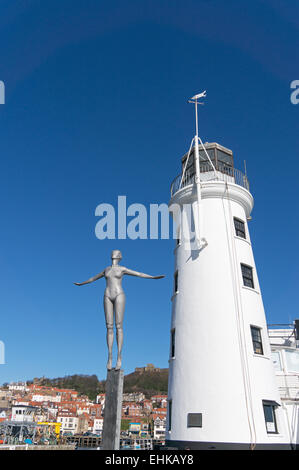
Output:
[{"xmin": 170, "ymin": 161, "xmax": 249, "ymax": 197}]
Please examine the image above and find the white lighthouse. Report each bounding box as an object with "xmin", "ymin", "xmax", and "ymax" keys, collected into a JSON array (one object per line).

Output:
[{"xmin": 166, "ymin": 94, "xmax": 292, "ymax": 449}]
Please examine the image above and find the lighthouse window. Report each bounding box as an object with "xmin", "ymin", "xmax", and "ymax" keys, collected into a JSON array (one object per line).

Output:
[
  {"xmin": 234, "ymin": 218, "xmax": 246, "ymax": 239},
  {"xmin": 241, "ymin": 264, "xmax": 254, "ymax": 288},
  {"xmin": 262, "ymin": 401, "xmax": 279, "ymax": 434},
  {"xmin": 171, "ymin": 329, "xmax": 175, "ymax": 358},
  {"xmin": 174, "ymin": 271, "xmax": 178, "ymax": 294},
  {"xmin": 176, "ymin": 229, "xmax": 180, "ymax": 246},
  {"xmin": 250, "ymin": 326, "xmax": 264, "ymax": 355}
]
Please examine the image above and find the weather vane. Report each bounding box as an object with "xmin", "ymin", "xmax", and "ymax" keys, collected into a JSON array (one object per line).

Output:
[{"xmin": 188, "ymin": 90, "xmax": 207, "ymax": 138}]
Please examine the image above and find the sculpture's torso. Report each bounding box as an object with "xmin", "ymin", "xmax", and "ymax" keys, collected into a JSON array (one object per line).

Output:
[{"xmin": 104, "ymin": 265, "xmax": 125, "ymax": 301}]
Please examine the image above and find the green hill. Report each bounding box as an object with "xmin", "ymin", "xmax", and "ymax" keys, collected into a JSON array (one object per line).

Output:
[
  {"xmin": 26, "ymin": 368, "xmax": 169, "ymax": 401},
  {"xmin": 29, "ymin": 374, "xmax": 100, "ymax": 401},
  {"xmin": 99, "ymin": 368, "xmax": 169, "ymax": 399},
  {"xmin": 124, "ymin": 369, "xmax": 168, "ymax": 397}
]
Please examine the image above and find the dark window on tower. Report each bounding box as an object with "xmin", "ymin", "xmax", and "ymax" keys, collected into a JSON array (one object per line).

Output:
[
  {"xmin": 234, "ymin": 218, "xmax": 246, "ymax": 239},
  {"xmin": 241, "ymin": 264, "xmax": 254, "ymax": 289},
  {"xmin": 251, "ymin": 326, "xmax": 264, "ymax": 355},
  {"xmin": 263, "ymin": 401, "xmax": 279, "ymax": 434},
  {"xmin": 187, "ymin": 413, "xmax": 202, "ymax": 428},
  {"xmin": 171, "ymin": 329, "xmax": 175, "ymax": 358},
  {"xmin": 168, "ymin": 400, "xmax": 172, "ymax": 431},
  {"xmin": 174, "ymin": 271, "xmax": 178, "ymax": 294}
]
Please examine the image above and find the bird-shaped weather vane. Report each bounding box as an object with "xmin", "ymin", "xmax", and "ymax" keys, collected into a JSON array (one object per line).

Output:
[{"xmin": 188, "ymin": 90, "xmax": 207, "ymax": 138}]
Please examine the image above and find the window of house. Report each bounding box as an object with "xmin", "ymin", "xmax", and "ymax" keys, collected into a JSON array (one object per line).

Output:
[
  {"xmin": 171, "ymin": 329, "xmax": 175, "ymax": 358},
  {"xmin": 285, "ymin": 350, "xmax": 299, "ymax": 373},
  {"xmin": 263, "ymin": 401, "xmax": 278, "ymax": 434},
  {"xmin": 234, "ymin": 218, "xmax": 246, "ymax": 239},
  {"xmin": 174, "ymin": 271, "xmax": 178, "ymax": 294},
  {"xmin": 241, "ymin": 264, "xmax": 254, "ymax": 288},
  {"xmin": 251, "ymin": 326, "xmax": 263, "ymax": 355}
]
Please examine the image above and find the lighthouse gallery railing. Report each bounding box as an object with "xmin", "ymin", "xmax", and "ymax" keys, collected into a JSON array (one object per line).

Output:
[{"xmin": 170, "ymin": 162, "xmax": 250, "ymax": 197}]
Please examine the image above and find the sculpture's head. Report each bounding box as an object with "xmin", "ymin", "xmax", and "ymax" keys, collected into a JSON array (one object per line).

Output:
[{"xmin": 111, "ymin": 250, "xmax": 122, "ymax": 261}]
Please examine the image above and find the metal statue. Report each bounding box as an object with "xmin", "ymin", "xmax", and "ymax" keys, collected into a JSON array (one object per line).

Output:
[{"xmin": 74, "ymin": 250, "xmax": 164, "ymax": 371}]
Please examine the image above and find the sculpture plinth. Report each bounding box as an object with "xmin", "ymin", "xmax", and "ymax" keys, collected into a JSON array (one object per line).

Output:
[{"xmin": 101, "ymin": 368, "xmax": 124, "ymax": 450}]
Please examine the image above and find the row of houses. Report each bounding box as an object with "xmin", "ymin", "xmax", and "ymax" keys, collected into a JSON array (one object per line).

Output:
[{"xmin": 0, "ymin": 379, "xmax": 168, "ymax": 440}]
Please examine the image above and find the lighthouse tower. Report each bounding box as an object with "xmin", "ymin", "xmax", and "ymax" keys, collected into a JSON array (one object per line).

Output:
[{"xmin": 166, "ymin": 94, "xmax": 290, "ymax": 450}]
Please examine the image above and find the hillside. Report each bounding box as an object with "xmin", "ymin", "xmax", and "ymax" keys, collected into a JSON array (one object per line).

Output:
[
  {"xmin": 124, "ymin": 369, "xmax": 168, "ymax": 397},
  {"xmin": 99, "ymin": 368, "xmax": 169, "ymax": 399},
  {"xmin": 31, "ymin": 374, "xmax": 100, "ymax": 401},
  {"xmin": 27, "ymin": 368, "xmax": 169, "ymax": 401}
]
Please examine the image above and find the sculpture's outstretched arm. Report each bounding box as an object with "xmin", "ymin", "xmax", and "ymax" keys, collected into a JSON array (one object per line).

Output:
[
  {"xmin": 74, "ymin": 271, "xmax": 105, "ymax": 286},
  {"xmin": 123, "ymin": 268, "xmax": 164, "ymax": 279}
]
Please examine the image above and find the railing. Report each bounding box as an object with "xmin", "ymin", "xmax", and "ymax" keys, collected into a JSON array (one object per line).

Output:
[
  {"xmin": 0, "ymin": 443, "xmax": 76, "ymax": 450},
  {"xmin": 170, "ymin": 161, "xmax": 249, "ymax": 197},
  {"xmin": 65, "ymin": 435, "xmax": 102, "ymax": 448},
  {"xmin": 64, "ymin": 435, "xmax": 161, "ymax": 450}
]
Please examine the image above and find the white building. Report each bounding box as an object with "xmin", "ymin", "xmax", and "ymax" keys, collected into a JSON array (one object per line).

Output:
[
  {"xmin": 92, "ymin": 418, "xmax": 103, "ymax": 435},
  {"xmin": 8, "ymin": 382, "xmax": 27, "ymax": 392},
  {"xmin": 153, "ymin": 415, "xmax": 166, "ymax": 440},
  {"xmin": 57, "ymin": 414, "xmax": 78, "ymax": 435},
  {"xmin": 77, "ymin": 405, "xmax": 90, "ymax": 415},
  {"xmin": 268, "ymin": 324, "xmax": 299, "ymax": 448},
  {"xmin": 31, "ymin": 394, "xmax": 61, "ymax": 403},
  {"xmin": 96, "ymin": 394, "xmax": 105, "ymax": 405},
  {"xmin": 11, "ymin": 405, "xmax": 38, "ymax": 422},
  {"xmin": 166, "ymin": 125, "xmax": 293, "ymax": 449}
]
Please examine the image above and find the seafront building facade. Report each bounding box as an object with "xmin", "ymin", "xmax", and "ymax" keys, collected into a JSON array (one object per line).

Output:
[
  {"xmin": 268, "ymin": 327, "xmax": 299, "ymax": 447},
  {"xmin": 0, "ymin": 372, "xmax": 168, "ymax": 442}
]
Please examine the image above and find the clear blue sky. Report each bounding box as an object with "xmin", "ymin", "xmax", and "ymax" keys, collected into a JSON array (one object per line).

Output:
[{"xmin": 0, "ymin": 0, "xmax": 298, "ymax": 384}]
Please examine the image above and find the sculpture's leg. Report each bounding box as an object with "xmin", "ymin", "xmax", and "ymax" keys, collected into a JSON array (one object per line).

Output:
[
  {"xmin": 104, "ymin": 295, "xmax": 114, "ymax": 370},
  {"xmin": 114, "ymin": 293, "xmax": 125, "ymax": 370}
]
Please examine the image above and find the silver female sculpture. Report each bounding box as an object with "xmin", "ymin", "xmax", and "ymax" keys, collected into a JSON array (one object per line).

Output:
[{"xmin": 74, "ymin": 250, "xmax": 164, "ymax": 371}]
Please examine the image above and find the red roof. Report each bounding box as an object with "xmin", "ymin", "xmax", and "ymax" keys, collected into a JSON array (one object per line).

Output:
[{"xmin": 152, "ymin": 414, "xmax": 166, "ymax": 421}]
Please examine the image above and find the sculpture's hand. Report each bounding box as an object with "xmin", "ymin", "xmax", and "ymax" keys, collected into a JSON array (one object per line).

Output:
[
  {"xmin": 152, "ymin": 275, "xmax": 165, "ymax": 279},
  {"xmin": 74, "ymin": 282, "xmax": 84, "ymax": 286}
]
